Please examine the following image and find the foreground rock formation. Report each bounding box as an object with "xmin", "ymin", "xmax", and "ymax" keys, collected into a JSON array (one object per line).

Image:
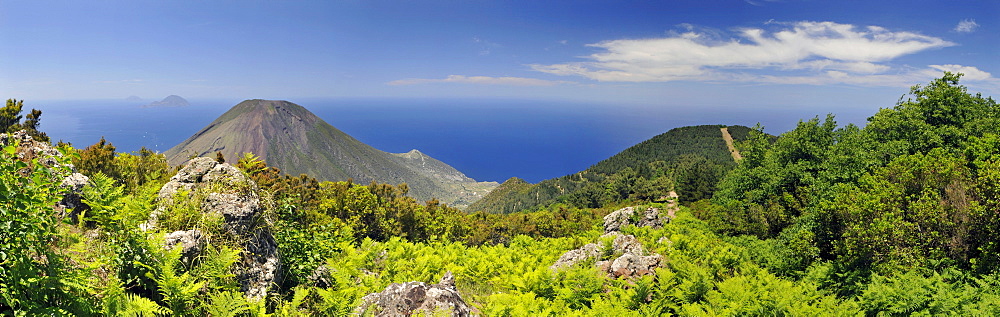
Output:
[
  {"xmin": 551, "ymin": 204, "xmax": 675, "ymax": 279},
  {"xmin": 356, "ymin": 272, "xmax": 473, "ymax": 317},
  {"xmin": 151, "ymin": 157, "xmax": 280, "ymax": 300},
  {"xmin": 0, "ymin": 130, "xmax": 90, "ymax": 220}
]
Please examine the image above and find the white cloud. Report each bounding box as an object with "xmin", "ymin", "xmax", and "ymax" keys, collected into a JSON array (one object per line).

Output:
[
  {"xmin": 955, "ymin": 19, "xmax": 979, "ymax": 33},
  {"xmin": 532, "ymin": 21, "xmax": 968, "ymax": 85},
  {"xmin": 387, "ymin": 75, "xmax": 574, "ymax": 86},
  {"xmin": 750, "ymin": 64, "xmax": 994, "ymax": 87},
  {"xmin": 926, "ymin": 64, "xmax": 991, "ymax": 80}
]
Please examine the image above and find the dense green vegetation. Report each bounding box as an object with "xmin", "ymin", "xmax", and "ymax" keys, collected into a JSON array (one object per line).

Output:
[
  {"xmin": 3, "ymin": 73, "xmax": 1000, "ymax": 315},
  {"xmin": 468, "ymin": 125, "xmax": 752, "ymax": 213}
]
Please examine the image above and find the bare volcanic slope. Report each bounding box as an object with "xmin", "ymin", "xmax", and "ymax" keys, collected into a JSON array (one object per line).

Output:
[{"xmin": 164, "ymin": 99, "xmax": 497, "ymax": 208}]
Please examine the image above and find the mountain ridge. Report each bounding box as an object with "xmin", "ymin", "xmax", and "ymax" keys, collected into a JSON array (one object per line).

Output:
[
  {"xmin": 164, "ymin": 99, "xmax": 497, "ymax": 208},
  {"xmin": 467, "ymin": 124, "xmax": 752, "ymax": 213}
]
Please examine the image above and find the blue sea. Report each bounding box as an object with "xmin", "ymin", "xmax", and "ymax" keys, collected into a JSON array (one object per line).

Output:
[{"xmin": 37, "ymin": 98, "xmax": 875, "ymax": 183}]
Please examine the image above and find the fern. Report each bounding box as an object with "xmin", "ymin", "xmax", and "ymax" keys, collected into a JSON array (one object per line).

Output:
[
  {"xmin": 119, "ymin": 293, "xmax": 170, "ymax": 317},
  {"xmin": 190, "ymin": 245, "xmax": 241, "ymax": 291},
  {"xmin": 147, "ymin": 246, "xmax": 205, "ymax": 316},
  {"xmin": 314, "ymin": 287, "xmax": 355, "ymax": 317},
  {"xmin": 205, "ymin": 291, "xmax": 249, "ymax": 317},
  {"xmin": 80, "ymin": 172, "xmax": 126, "ymax": 229},
  {"xmin": 274, "ymin": 287, "xmax": 310, "ymax": 317}
]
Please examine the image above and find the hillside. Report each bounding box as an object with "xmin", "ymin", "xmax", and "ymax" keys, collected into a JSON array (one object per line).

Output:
[
  {"xmin": 467, "ymin": 124, "xmax": 752, "ymax": 213},
  {"xmin": 163, "ymin": 99, "xmax": 497, "ymax": 208}
]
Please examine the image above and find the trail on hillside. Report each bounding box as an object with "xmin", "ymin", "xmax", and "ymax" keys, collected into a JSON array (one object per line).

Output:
[{"xmin": 720, "ymin": 127, "xmax": 742, "ymax": 162}]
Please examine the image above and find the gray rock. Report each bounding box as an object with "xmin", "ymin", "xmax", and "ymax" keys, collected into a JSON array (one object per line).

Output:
[
  {"xmin": 152, "ymin": 157, "xmax": 280, "ymax": 300},
  {"xmin": 603, "ymin": 206, "xmax": 664, "ymax": 233},
  {"xmin": 164, "ymin": 229, "xmax": 204, "ymax": 265},
  {"xmin": 1, "ymin": 130, "xmax": 66, "ymax": 170},
  {"xmin": 57, "ymin": 173, "xmax": 90, "ymax": 221},
  {"xmin": 356, "ymin": 272, "xmax": 473, "ymax": 317},
  {"xmin": 550, "ymin": 230, "xmax": 665, "ymax": 279},
  {"xmin": 609, "ymin": 253, "xmax": 661, "ymax": 278},
  {"xmin": 549, "ymin": 242, "xmax": 602, "ymax": 270},
  {"xmin": 610, "ymin": 233, "xmax": 644, "ymax": 256},
  {"xmin": 307, "ymin": 265, "xmax": 332, "ymax": 288}
]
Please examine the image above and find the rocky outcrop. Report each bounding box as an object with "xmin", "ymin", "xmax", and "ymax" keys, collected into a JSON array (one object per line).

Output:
[
  {"xmin": 599, "ymin": 250, "xmax": 662, "ymax": 279},
  {"xmin": 356, "ymin": 272, "xmax": 473, "ymax": 317},
  {"xmin": 603, "ymin": 206, "xmax": 665, "ymax": 233},
  {"xmin": 551, "ymin": 205, "xmax": 672, "ymax": 279},
  {"xmin": 550, "ymin": 232, "xmax": 661, "ymax": 279},
  {"xmin": 151, "ymin": 157, "xmax": 280, "ymax": 300},
  {"xmin": 550, "ymin": 243, "xmax": 601, "ymax": 271},
  {"xmin": 1, "ymin": 130, "xmax": 90, "ymax": 220}
]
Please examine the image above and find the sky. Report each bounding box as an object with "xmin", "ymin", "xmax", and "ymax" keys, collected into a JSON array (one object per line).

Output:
[{"xmin": 1, "ymin": 0, "xmax": 998, "ymax": 113}]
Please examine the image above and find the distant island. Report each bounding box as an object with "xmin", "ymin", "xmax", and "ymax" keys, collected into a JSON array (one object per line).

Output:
[
  {"xmin": 125, "ymin": 95, "xmax": 143, "ymax": 102},
  {"xmin": 142, "ymin": 95, "xmax": 189, "ymax": 108}
]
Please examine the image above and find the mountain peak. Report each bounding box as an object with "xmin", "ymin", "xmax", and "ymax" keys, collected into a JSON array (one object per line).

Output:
[{"xmin": 165, "ymin": 99, "xmax": 497, "ymax": 208}]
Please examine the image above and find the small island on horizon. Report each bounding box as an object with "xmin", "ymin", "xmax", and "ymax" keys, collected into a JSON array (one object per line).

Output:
[{"xmin": 141, "ymin": 95, "xmax": 189, "ymax": 108}]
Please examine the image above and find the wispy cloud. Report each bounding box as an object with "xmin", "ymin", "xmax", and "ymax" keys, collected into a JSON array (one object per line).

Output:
[
  {"xmin": 388, "ymin": 75, "xmax": 574, "ymax": 86},
  {"xmin": 530, "ymin": 21, "xmax": 987, "ymax": 86},
  {"xmin": 473, "ymin": 36, "xmax": 501, "ymax": 56},
  {"xmin": 954, "ymin": 19, "xmax": 979, "ymax": 33},
  {"xmin": 96, "ymin": 79, "xmax": 144, "ymax": 84}
]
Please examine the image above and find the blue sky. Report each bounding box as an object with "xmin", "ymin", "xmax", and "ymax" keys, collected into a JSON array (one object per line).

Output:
[{"xmin": 1, "ymin": 0, "xmax": 997, "ymax": 112}]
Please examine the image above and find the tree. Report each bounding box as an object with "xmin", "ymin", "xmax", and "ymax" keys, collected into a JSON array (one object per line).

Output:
[
  {"xmin": 74, "ymin": 137, "xmax": 120, "ymax": 180},
  {"xmin": 1, "ymin": 99, "xmax": 48, "ymax": 142}
]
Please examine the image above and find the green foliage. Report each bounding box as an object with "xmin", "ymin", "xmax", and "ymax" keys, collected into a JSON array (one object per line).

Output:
[
  {"xmin": 72, "ymin": 139, "xmax": 173, "ymax": 194},
  {"xmin": 74, "ymin": 137, "xmax": 121, "ymax": 181},
  {"xmin": 147, "ymin": 246, "xmax": 206, "ymax": 316},
  {"xmin": 205, "ymin": 291, "xmax": 249, "ymax": 317},
  {"xmin": 104, "ymin": 290, "xmax": 169, "ymax": 317},
  {"xmin": 1, "ymin": 99, "xmax": 49, "ymax": 142},
  {"xmin": 0, "ymin": 140, "xmax": 92, "ymax": 314},
  {"xmin": 469, "ymin": 125, "xmax": 751, "ymax": 214},
  {"xmin": 857, "ymin": 268, "xmax": 1000, "ymax": 315}
]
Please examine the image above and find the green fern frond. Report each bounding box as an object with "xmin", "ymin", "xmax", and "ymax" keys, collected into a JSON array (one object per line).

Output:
[
  {"xmin": 206, "ymin": 291, "xmax": 249, "ymax": 317},
  {"xmin": 117, "ymin": 293, "xmax": 169, "ymax": 317}
]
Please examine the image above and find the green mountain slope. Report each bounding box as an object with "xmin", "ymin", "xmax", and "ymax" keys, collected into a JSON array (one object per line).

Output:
[
  {"xmin": 164, "ymin": 99, "xmax": 497, "ymax": 208},
  {"xmin": 467, "ymin": 124, "xmax": 752, "ymax": 213}
]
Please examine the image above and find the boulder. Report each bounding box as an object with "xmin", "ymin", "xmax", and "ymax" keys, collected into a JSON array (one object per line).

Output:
[
  {"xmin": 152, "ymin": 157, "xmax": 280, "ymax": 300},
  {"xmin": 57, "ymin": 172, "xmax": 90, "ymax": 221},
  {"xmin": 610, "ymin": 253, "xmax": 661, "ymax": 278},
  {"xmin": 550, "ymin": 242, "xmax": 601, "ymax": 270},
  {"xmin": 603, "ymin": 206, "xmax": 664, "ymax": 233},
  {"xmin": 356, "ymin": 272, "xmax": 473, "ymax": 317},
  {"xmin": 550, "ymin": 228, "xmax": 664, "ymax": 279}
]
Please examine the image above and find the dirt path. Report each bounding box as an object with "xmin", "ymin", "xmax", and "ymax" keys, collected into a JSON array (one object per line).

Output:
[{"xmin": 720, "ymin": 127, "xmax": 742, "ymax": 162}]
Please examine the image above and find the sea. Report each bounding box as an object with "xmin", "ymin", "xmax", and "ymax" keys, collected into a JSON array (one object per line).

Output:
[{"xmin": 35, "ymin": 98, "xmax": 874, "ymax": 183}]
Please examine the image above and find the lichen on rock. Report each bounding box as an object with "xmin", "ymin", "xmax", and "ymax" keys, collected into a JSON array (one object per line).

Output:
[
  {"xmin": 151, "ymin": 157, "xmax": 280, "ymax": 300},
  {"xmin": 356, "ymin": 271, "xmax": 473, "ymax": 317}
]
